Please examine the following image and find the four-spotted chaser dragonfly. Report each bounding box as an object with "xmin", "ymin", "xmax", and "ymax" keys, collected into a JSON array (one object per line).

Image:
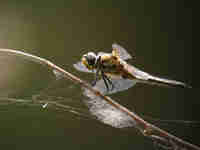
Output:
[{"xmin": 74, "ymin": 43, "xmax": 191, "ymax": 92}]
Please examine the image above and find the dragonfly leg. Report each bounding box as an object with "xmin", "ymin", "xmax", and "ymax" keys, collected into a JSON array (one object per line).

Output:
[
  {"xmin": 91, "ymin": 59, "xmax": 101, "ymax": 86},
  {"xmin": 91, "ymin": 80, "xmax": 97, "ymax": 86},
  {"xmin": 101, "ymin": 71, "xmax": 115, "ymax": 91},
  {"xmin": 103, "ymin": 74, "xmax": 115, "ymax": 90},
  {"xmin": 91, "ymin": 69, "xmax": 99, "ymax": 86},
  {"xmin": 101, "ymin": 72, "xmax": 110, "ymax": 91},
  {"xmin": 91, "ymin": 72, "xmax": 97, "ymax": 86}
]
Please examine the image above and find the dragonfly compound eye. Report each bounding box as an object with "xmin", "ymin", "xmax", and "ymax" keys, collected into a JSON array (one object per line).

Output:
[
  {"xmin": 82, "ymin": 52, "xmax": 97, "ymax": 69},
  {"xmin": 86, "ymin": 52, "xmax": 97, "ymax": 65}
]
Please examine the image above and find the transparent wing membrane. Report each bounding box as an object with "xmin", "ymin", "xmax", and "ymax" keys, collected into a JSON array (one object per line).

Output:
[
  {"xmin": 73, "ymin": 61, "xmax": 96, "ymax": 73},
  {"xmin": 112, "ymin": 43, "xmax": 133, "ymax": 60},
  {"xmin": 93, "ymin": 78, "xmax": 137, "ymax": 95},
  {"xmin": 83, "ymin": 88, "xmax": 137, "ymax": 128}
]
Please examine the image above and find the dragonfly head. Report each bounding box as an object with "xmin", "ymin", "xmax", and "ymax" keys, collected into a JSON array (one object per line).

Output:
[{"xmin": 81, "ymin": 52, "xmax": 97, "ymax": 70}]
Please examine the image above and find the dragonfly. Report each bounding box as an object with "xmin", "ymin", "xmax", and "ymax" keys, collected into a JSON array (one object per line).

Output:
[{"xmin": 74, "ymin": 43, "xmax": 191, "ymax": 91}]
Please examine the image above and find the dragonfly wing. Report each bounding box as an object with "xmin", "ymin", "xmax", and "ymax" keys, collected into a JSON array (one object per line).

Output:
[
  {"xmin": 52, "ymin": 70, "xmax": 65, "ymax": 80},
  {"xmin": 73, "ymin": 61, "xmax": 96, "ymax": 73},
  {"xmin": 112, "ymin": 43, "xmax": 133, "ymax": 60},
  {"xmin": 126, "ymin": 64, "xmax": 191, "ymax": 88},
  {"xmin": 97, "ymin": 52, "xmax": 108, "ymax": 56},
  {"xmin": 93, "ymin": 78, "xmax": 137, "ymax": 95},
  {"xmin": 143, "ymin": 74, "xmax": 191, "ymax": 88},
  {"xmin": 83, "ymin": 88, "xmax": 137, "ymax": 128}
]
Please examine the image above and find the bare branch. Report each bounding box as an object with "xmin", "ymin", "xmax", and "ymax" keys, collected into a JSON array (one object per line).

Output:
[{"xmin": 0, "ymin": 48, "xmax": 199, "ymax": 150}]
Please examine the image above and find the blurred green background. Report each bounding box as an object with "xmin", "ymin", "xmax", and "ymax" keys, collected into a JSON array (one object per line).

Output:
[{"xmin": 0, "ymin": 0, "xmax": 197, "ymax": 150}]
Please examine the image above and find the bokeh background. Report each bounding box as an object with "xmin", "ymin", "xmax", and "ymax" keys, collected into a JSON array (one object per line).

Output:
[{"xmin": 0, "ymin": 0, "xmax": 197, "ymax": 150}]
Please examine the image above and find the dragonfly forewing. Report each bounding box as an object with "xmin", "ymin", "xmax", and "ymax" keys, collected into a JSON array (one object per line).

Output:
[
  {"xmin": 73, "ymin": 61, "xmax": 96, "ymax": 73},
  {"xmin": 112, "ymin": 43, "xmax": 133, "ymax": 60}
]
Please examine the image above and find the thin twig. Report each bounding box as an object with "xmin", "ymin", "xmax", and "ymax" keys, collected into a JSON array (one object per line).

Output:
[
  {"xmin": 0, "ymin": 48, "xmax": 199, "ymax": 150},
  {"xmin": 0, "ymin": 97, "xmax": 94, "ymax": 120}
]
